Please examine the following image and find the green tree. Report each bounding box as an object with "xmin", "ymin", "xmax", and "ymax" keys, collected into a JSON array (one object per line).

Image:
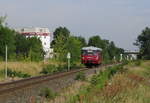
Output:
[
  {"xmin": 15, "ymin": 34, "xmax": 29, "ymax": 60},
  {"xmin": 135, "ymin": 27, "xmax": 150, "ymax": 59},
  {"xmin": 88, "ymin": 35, "xmax": 109, "ymax": 49},
  {"xmin": 88, "ymin": 35, "xmax": 102, "ymax": 48},
  {"xmin": 75, "ymin": 36, "xmax": 87, "ymax": 47},
  {"xmin": 51, "ymin": 27, "xmax": 82, "ymax": 66},
  {"xmin": 53, "ymin": 34, "xmax": 67, "ymax": 61},
  {"xmin": 15, "ymin": 34, "xmax": 44, "ymax": 61},
  {"xmin": 107, "ymin": 41, "xmax": 117, "ymax": 60},
  {"xmin": 65, "ymin": 36, "xmax": 82, "ymax": 63},
  {"xmin": 0, "ymin": 21, "xmax": 16, "ymax": 60},
  {"xmin": 51, "ymin": 27, "xmax": 70, "ymax": 48},
  {"xmin": 27, "ymin": 37, "xmax": 44, "ymax": 61},
  {"xmin": 51, "ymin": 27, "xmax": 70, "ymax": 60}
]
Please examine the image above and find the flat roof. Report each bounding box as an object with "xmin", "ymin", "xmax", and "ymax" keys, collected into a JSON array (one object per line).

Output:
[{"xmin": 82, "ymin": 46, "xmax": 102, "ymax": 51}]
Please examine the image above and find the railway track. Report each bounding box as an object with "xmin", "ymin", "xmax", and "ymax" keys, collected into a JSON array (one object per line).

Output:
[{"xmin": 0, "ymin": 63, "xmax": 119, "ymax": 96}]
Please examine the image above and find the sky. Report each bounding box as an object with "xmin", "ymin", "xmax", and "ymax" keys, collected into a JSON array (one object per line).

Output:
[{"xmin": 0, "ymin": 0, "xmax": 150, "ymax": 50}]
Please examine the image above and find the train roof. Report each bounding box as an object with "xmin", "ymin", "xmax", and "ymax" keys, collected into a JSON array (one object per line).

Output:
[{"xmin": 82, "ymin": 46, "xmax": 102, "ymax": 51}]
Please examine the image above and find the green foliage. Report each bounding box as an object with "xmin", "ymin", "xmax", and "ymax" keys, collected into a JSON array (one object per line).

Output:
[
  {"xmin": 0, "ymin": 16, "xmax": 44, "ymax": 61},
  {"xmin": 57, "ymin": 64, "xmax": 68, "ymax": 72},
  {"xmin": 134, "ymin": 60, "xmax": 141, "ymax": 66},
  {"xmin": 135, "ymin": 27, "xmax": 150, "ymax": 59},
  {"xmin": 143, "ymin": 67, "xmax": 150, "ymax": 78},
  {"xmin": 27, "ymin": 37, "xmax": 44, "ymax": 61},
  {"xmin": 88, "ymin": 35, "xmax": 105, "ymax": 49},
  {"xmin": 40, "ymin": 64, "xmax": 68, "ymax": 74},
  {"xmin": 15, "ymin": 34, "xmax": 29, "ymax": 60},
  {"xmin": 52, "ymin": 27, "xmax": 70, "ymax": 43},
  {"xmin": 70, "ymin": 62, "xmax": 83, "ymax": 70},
  {"xmin": 0, "ymin": 24, "xmax": 16, "ymax": 60},
  {"xmin": 90, "ymin": 65, "xmax": 124, "ymax": 88},
  {"xmin": 51, "ymin": 27, "xmax": 83, "ymax": 67},
  {"xmin": 75, "ymin": 72, "xmax": 86, "ymax": 81},
  {"xmin": 52, "ymin": 30, "xmax": 69, "ymax": 61},
  {"xmin": 90, "ymin": 71, "xmax": 109, "ymax": 88},
  {"xmin": 51, "ymin": 27, "xmax": 70, "ymax": 49},
  {"xmin": 65, "ymin": 36, "xmax": 82, "ymax": 63},
  {"xmin": 0, "ymin": 68, "xmax": 31, "ymax": 78},
  {"xmin": 40, "ymin": 65, "xmax": 58, "ymax": 74},
  {"xmin": 39, "ymin": 87, "xmax": 57, "ymax": 99},
  {"xmin": 15, "ymin": 35, "xmax": 44, "ymax": 61},
  {"xmin": 75, "ymin": 36, "xmax": 87, "ymax": 47}
]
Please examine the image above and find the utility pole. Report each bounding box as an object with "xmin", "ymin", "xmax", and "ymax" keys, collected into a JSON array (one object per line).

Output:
[{"xmin": 5, "ymin": 45, "xmax": 7, "ymax": 79}]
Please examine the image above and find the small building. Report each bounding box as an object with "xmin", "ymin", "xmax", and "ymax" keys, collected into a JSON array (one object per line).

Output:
[
  {"xmin": 124, "ymin": 50, "xmax": 139, "ymax": 60},
  {"xmin": 15, "ymin": 27, "xmax": 53, "ymax": 59}
]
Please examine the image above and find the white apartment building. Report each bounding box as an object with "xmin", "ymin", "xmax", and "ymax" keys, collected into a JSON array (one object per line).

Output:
[{"xmin": 15, "ymin": 27, "xmax": 53, "ymax": 58}]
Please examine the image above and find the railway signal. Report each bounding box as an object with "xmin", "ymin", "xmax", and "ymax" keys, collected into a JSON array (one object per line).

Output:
[
  {"xmin": 67, "ymin": 52, "xmax": 71, "ymax": 71},
  {"xmin": 5, "ymin": 45, "xmax": 8, "ymax": 79},
  {"xmin": 120, "ymin": 54, "xmax": 123, "ymax": 62}
]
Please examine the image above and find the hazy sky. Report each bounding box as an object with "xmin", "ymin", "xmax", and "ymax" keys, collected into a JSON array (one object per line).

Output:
[{"xmin": 0, "ymin": 0, "xmax": 150, "ymax": 50}]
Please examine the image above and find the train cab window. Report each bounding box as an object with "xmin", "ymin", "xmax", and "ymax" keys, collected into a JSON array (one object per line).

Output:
[{"xmin": 82, "ymin": 50, "xmax": 98, "ymax": 55}]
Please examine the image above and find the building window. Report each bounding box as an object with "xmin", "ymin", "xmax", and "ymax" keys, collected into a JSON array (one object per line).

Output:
[
  {"xmin": 44, "ymin": 36, "xmax": 46, "ymax": 39},
  {"xmin": 44, "ymin": 42, "xmax": 46, "ymax": 45}
]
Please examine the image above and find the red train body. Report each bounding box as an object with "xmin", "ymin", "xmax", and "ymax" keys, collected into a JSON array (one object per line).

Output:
[{"xmin": 81, "ymin": 46, "xmax": 102, "ymax": 66}]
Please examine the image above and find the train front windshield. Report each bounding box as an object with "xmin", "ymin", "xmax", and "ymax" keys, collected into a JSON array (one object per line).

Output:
[{"xmin": 82, "ymin": 50, "xmax": 98, "ymax": 56}]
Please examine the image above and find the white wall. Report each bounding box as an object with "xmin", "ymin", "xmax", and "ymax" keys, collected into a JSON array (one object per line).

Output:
[{"xmin": 15, "ymin": 27, "xmax": 53, "ymax": 58}]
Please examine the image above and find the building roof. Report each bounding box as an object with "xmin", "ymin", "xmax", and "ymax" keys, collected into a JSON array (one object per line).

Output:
[
  {"xmin": 15, "ymin": 27, "xmax": 51, "ymax": 36},
  {"xmin": 82, "ymin": 46, "xmax": 102, "ymax": 51}
]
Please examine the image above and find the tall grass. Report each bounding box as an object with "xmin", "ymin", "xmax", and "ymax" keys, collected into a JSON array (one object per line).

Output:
[
  {"xmin": 0, "ymin": 61, "xmax": 44, "ymax": 76},
  {"xmin": 64, "ymin": 61, "xmax": 150, "ymax": 103},
  {"xmin": 0, "ymin": 60, "xmax": 65, "ymax": 76}
]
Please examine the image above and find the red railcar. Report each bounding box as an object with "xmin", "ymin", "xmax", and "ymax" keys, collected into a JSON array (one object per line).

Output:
[{"xmin": 81, "ymin": 46, "xmax": 102, "ymax": 66}]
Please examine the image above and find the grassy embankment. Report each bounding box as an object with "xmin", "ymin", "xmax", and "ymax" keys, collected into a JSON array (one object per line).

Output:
[
  {"xmin": 43, "ymin": 61, "xmax": 150, "ymax": 103},
  {"xmin": 0, "ymin": 60, "xmax": 62, "ymax": 81},
  {"xmin": 0, "ymin": 60, "xmax": 83, "ymax": 81}
]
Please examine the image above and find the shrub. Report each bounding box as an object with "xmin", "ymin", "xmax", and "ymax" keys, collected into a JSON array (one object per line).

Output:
[
  {"xmin": 40, "ymin": 65, "xmax": 58, "ymax": 74},
  {"xmin": 122, "ymin": 60, "xmax": 129, "ymax": 65},
  {"xmin": 0, "ymin": 68, "xmax": 31, "ymax": 78},
  {"xmin": 57, "ymin": 64, "xmax": 68, "ymax": 72},
  {"xmin": 75, "ymin": 72, "xmax": 86, "ymax": 81},
  {"xmin": 39, "ymin": 87, "xmax": 57, "ymax": 99},
  {"xmin": 40, "ymin": 64, "xmax": 70, "ymax": 75},
  {"xmin": 90, "ymin": 64, "xmax": 124, "ymax": 88},
  {"xmin": 70, "ymin": 62, "xmax": 83, "ymax": 70},
  {"xmin": 134, "ymin": 60, "xmax": 141, "ymax": 66},
  {"xmin": 90, "ymin": 74, "xmax": 100, "ymax": 85}
]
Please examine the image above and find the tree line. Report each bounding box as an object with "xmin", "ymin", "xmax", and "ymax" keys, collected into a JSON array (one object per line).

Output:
[
  {"xmin": 0, "ymin": 17, "xmax": 44, "ymax": 61},
  {"xmin": 0, "ymin": 16, "xmax": 125, "ymax": 63},
  {"xmin": 0, "ymin": 17, "xmax": 125, "ymax": 63},
  {"xmin": 52, "ymin": 27, "xmax": 150, "ymax": 62},
  {"xmin": 51, "ymin": 27, "xmax": 124, "ymax": 64}
]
